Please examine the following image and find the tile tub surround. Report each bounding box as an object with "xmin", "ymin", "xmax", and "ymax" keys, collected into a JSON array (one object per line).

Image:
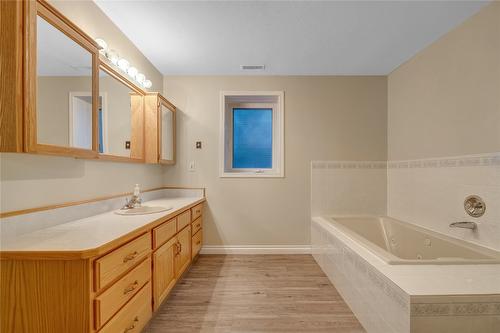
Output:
[
  {"xmin": 312, "ymin": 217, "xmax": 500, "ymax": 333},
  {"xmin": 387, "ymin": 152, "xmax": 500, "ymax": 251},
  {"xmin": 0, "ymin": 188, "xmax": 204, "ymax": 252},
  {"xmin": 311, "ymin": 160, "xmax": 387, "ymax": 217}
]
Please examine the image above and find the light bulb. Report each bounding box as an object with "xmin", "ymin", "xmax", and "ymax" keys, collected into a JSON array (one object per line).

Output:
[
  {"xmin": 117, "ymin": 58, "xmax": 130, "ymax": 72},
  {"xmin": 127, "ymin": 67, "xmax": 138, "ymax": 79},
  {"xmin": 136, "ymin": 73, "xmax": 145, "ymax": 84},
  {"xmin": 95, "ymin": 38, "xmax": 108, "ymax": 53},
  {"xmin": 106, "ymin": 49, "xmax": 119, "ymax": 65},
  {"xmin": 143, "ymin": 80, "xmax": 152, "ymax": 89}
]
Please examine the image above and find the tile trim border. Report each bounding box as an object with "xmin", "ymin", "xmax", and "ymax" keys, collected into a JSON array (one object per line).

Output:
[
  {"xmin": 388, "ymin": 152, "xmax": 500, "ymax": 169},
  {"xmin": 411, "ymin": 302, "xmax": 500, "ymax": 317},
  {"xmin": 311, "ymin": 153, "xmax": 500, "ymax": 170}
]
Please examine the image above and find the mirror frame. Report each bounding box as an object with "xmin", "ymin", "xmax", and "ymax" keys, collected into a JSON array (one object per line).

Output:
[
  {"xmin": 158, "ymin": 96, "xmax": 176, "ymax": 165},
  {"xmin": 97, "ymin": 61, "xmax": 146, "ymax": 163},
  {"xmin": 24, "ymin": 0, "xmax": 100, "ymax": 158}
]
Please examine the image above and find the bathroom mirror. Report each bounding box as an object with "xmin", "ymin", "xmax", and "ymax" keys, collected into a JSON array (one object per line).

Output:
[
  {"xmin": 36, "ymin": 15, "xmax": 96, "ymax": 153},
  {"xmin": 159, "ymin": 101, "xmax": 176, "ymax": 163},
  {"xmin": 23, "ymin": 1, "xmax": 100, "ymax": 158},
  {"xmin": 98, "ymin": 63, "xmax": 144, "ymax": 161}
]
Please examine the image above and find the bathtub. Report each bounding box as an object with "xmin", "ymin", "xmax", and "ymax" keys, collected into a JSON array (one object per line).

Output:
[
  {"xmin": 311, "ymin": 216, "xmax": 500, "ymax": 333},
  {"xmin": 325, "ymin": 216, "xmax": 500, "ymax": 264}
]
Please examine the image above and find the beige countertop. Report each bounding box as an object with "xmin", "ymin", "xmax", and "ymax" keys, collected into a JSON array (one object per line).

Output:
[{"xmin": 0, "ymin": 196, "xmax": 205, "ymax": 259}]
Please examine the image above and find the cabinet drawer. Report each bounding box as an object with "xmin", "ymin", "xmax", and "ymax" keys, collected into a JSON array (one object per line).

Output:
[
  {"xmin": 94, "ymin": 233, "xmax": 151, "ymax": 291},
  {"xmin": 191, "ymin": 229, "xmax": 202, "ymax": 259},
  {"xmin": 153, "ymin": 217, "xmax": 176, "ymax": 249},
  {"xmin": 94, "ymin": 257, "xmax": 151, "ymax": 329},
  {"xmin": 99, "ymin": 281, "xmax": 152, "ymax": 333},
  {"xmin": 191, "ymin": 216, "xmax": 202, "ymax": 235},
  {"xmin": 177, "ymin": 210, "xmax": 191, "ymax": 231},
  {"xmin": 191, "ymin": 203, "xmax": 203, "ymax": 221}
]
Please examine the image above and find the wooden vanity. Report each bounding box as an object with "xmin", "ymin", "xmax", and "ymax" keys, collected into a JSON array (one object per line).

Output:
[{"xmin": 0, "ymin": 199, "xmax": 205, "ymax": 333}]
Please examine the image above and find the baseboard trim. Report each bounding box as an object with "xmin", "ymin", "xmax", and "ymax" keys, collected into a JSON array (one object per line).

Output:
[{"xmin": 200, "ymin": 245, "xmax": 312, "ymax": 255}]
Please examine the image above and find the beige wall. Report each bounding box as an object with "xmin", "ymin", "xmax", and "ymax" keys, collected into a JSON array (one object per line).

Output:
[
  {"xmin": 387, "ymin": 3, "xmax": 500, "ymax": 250},
  {"xmin": 49, "ymin": 0, "xmax": 163, "ymax": 92},
  {"xmin": 0, "ymin": 1, "xmax": 166, "ymax": 213},
  {"xmin": 388, "ymin": 2, "xmax": 500, "ymax": 161},
  {"xmin": 163, "ymin": 76, "xmax": 387, "ymax": 246}
]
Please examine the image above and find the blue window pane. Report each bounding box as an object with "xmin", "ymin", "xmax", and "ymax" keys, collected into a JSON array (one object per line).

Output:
[{"xmin": 233, "ymin": 108, "xmax": 272, "ymax": 169}]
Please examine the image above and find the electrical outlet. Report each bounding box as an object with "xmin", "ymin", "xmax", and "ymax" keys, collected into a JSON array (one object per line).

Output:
[
  {"xmin": 188, "ymin": 161, "xmax": 196, "ymax": 172},
  {"xmin": 196, "ymin": 141, "xmax": 202, "ymax": 149}
]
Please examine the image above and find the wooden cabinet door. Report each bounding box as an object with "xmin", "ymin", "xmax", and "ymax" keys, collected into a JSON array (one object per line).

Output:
[
  {"xmin": 175, "ymin": 226, "xmax": 191, "ymax": 278},
  {"xmin": 152, "ymin": 237, "xmax": 177, "ymax": 310}
]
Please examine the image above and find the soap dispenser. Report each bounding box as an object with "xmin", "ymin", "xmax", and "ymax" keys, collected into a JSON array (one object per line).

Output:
[{"xmin": 133, "ymin": 184, "xmax": 142, "ymax": 207}]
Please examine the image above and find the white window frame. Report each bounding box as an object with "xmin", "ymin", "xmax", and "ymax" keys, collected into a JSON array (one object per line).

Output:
[{"xmin": 219, "ymin": 91, "xmax": 284, "ymax": 178}]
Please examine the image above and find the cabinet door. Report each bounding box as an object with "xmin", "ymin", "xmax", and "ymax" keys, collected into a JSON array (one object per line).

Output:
[
  {"xmin": 175, "ymin": 226, "xmax": 191, "ymax": 278},
  {"xmin": 152, "ymin": 237, "xmax": 177, "ymax": 310}
]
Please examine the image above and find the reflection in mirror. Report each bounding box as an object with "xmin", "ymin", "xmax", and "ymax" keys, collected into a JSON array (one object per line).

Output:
[
  {"xmin": 98, "ymin": 69, "xmax": 135, "ymax": 157},
  {"xmin": 160, "ymin": 104, "xmax": 174, "ymax": 162},
  {"xmin": 36, "ymin": 15, "xmax": 93, "ymax": 149}
]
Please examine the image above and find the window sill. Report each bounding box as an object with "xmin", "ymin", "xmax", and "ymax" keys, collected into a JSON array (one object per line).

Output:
[{"xmin": 220, "ymin": 171, "xmax": 284, "ymax": 178}]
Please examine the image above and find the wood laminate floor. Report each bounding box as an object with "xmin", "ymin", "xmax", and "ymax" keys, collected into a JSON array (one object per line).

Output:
[{"xmin": 144, "ymin": 255, "xmax": 365, "ymax": 333}]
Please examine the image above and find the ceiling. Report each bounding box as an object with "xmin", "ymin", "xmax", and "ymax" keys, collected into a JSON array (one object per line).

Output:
[{"xmin": 95, "ymin": 0, "xmax": 489, "ymax": 75}]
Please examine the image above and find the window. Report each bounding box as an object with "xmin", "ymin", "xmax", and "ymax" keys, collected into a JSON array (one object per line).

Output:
[{"xmin": 220, "ymin": 91, "xmax": 284, "ymax": 177}]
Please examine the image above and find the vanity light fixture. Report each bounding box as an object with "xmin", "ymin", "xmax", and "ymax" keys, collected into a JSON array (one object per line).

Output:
[
  {"xmin": 95, "ymin": 38, "xmax": 108, "ymax": 55},
  {"xmin": 94, "ymin": 38, "xmax": 153, "ymax": 90},
  {"xmin": 136, "ymin": 73, "xmax": 146, "ymax": 84},
  {"xmin": 127, "ymin": 66, "xmax": 138, "ymax": 79},
  {"xmin": 107, "ymin": 49, "xmax": 119, "ymax": 65},
  {"xmin": 117, "ymin": 58, "xmax": 130, "ymax": 72}
]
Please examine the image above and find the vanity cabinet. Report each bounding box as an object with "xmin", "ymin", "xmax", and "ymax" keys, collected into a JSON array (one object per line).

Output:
[
  {"xmin": 144, "ymin": 93, "xmax": 176, "ymax": 164},
  {"xmin": 0, "ymin": 200, "xmax": 204, "ymax": 333},
  {"xmin": 153, "ymin": 237, "xmax": 177, "ymax": 310}
]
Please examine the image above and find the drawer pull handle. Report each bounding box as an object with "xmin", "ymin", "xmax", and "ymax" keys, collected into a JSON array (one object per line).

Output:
[
  {"xmin": 124, "ymin": 316, "xmax": 139, "ymax": 332},
  {"xmin": 196, "ymin": 224, "xmax": 200, "ymax": 228},
  {"xmin": 123, "ymin": 280, "xmax": 139, "ymax": 295},
  {"xmin": 196, "ymin": 209, "xmax": 201, "ymax": 214},
  {"xmin": 196, "ymin": 240, "xmax": 201, "ymax": 245},
  {"xmin": 123, "ymin": 251, "xmax": 138, "ymax": 263}
]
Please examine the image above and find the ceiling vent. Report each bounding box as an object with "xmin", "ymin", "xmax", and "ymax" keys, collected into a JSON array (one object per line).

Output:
[{"xmin": 240, "ymin": 65, "xmax": 265, "ymax": 71}]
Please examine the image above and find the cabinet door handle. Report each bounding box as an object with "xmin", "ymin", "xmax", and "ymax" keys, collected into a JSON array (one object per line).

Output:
[
  {"xmin": 123, "ymin": 316, "xmax": 139, "ymax": 332},
  {"xmin": 123, "ymin": 280, "xmax": 139, "ymax": 295},
  {"xmin": 123, "ymin": 251, "xmax": 139, "ymax": 263},
  {"xmin": 179, "ymin": 242, "xmax": 182, "ymax": 253},
  {"xmin": 174, "ymin": 242, "xmax": 180, "ymax": 255}
]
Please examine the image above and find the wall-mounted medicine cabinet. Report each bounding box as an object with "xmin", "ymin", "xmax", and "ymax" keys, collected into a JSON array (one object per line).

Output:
[
  {"xmin": 0, "ymin": 0, "xmax": 175, "ymax": 165},
  {"xmin": 144, "ymin": 93, "xmax": 176, "ymax": 164}
]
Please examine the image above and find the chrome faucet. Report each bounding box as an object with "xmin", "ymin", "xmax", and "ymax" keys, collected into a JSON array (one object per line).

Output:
[
  {"xmin": 121, "ymin": 184, "xmax": 142, "ymax": 210},
  {"xmin": 449, "ymin": 221, "xmax": 477, "ymax": 230}
]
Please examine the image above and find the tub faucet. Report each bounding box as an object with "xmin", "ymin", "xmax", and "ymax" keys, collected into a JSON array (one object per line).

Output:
[{"xmin": 449, "ymin": 221, "xmax": 477, "ymax": 230}]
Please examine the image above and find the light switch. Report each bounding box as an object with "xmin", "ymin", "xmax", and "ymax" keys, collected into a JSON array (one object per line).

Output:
[{"xmin": 188, "ymin": 161, "xmax": 196, "ymax": 172}]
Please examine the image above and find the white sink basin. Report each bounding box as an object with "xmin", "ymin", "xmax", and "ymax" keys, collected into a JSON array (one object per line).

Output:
[{"xmin": 114, "ymin": 206, "xmax": 172, "ymax": 216}]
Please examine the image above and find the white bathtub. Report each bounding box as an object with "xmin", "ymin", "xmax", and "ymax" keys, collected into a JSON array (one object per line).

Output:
[
  {"xmin": 326, "ymin": 216, "xmax": 500, "ymax": 264},
  {"xmin": 312, "ymin": 216, "xmax": 500, "ymax": 333}
]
